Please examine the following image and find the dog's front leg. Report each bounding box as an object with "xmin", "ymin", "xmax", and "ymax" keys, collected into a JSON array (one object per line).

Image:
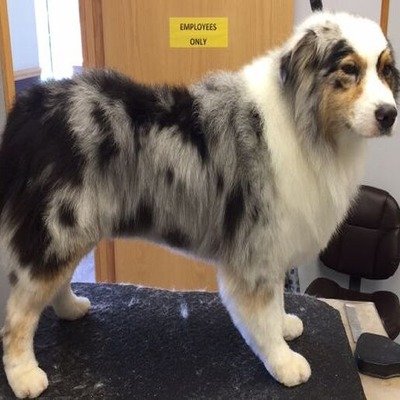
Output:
[{"xmin": 218, "ymin": 269, "xmax": 311, "ymax": 387}]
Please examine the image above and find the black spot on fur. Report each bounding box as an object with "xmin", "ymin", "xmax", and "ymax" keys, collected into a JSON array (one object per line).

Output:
[
  {"xmin": 98, "ymin": 136, "xmax": 120, "ymax": 168},
  {"xmin": 388, "ymin": 43, "xmax": 400, "ymax": 97},
  {"xmin": 216, "ymin": 174, "xmax": 224, "ymax": 195},
  {"xmin": 51, "ymin": 79, "xmax": 78, "ymax": 105},
  {"xmin": 224, "ymin": 186, "xmax": 245, "ymax": 241},
  {"xmin": 93, "ymin": 71, "xmax": 208, "ymax": 163},
  {"xmin": 281, "ymin": 30, "xmax": 321, "ymax": 82},
  {"xmin": 93, "ymin": 72, "xmax": 160, "ymax": 127},
  {"xmin": 116, "ymin": 216, "xmax": 136, "ymax": 236},
  {"xmin": 164, "ymin": 88, "xmax": 209, "ymax": 163},
  {"xmin": 282, "ymin": 33, "xmax": 354, "ymax": 85},
  {"xmin": 249, "ymin": 108, "xmax": 263, "ymax": 140},
  {"xmin": 40, "ymin": 253, "xmax": 70, "ymax": 279},
  {"xmin": 323, "ymin": 39, "xmax": 354, "ymax": 75},
  {"xmin": 0, "ymin": 80, "xmax": 86, "ymax": 276},
  {"xmin": 166, "ymin": 168, "xmax": 174, "ymax": 186},
  {"xmin": 15, "ymin": 85, "xmax": 48, "ymax": 118},
  {"xmin": 379, "ymin": 44, "xmax": 400, "ymax": 97},
  {"xmin": 1, "ymin": 88, "xmax": 86, "ymax": 192},
  {"xmin": 10, "ymin": 186, "xmax": 52, "ymax": 272},
  {"xmin": 91, "ymin": 102, "xmax": 112, "ymax": 134},
  {"xmin": 334, "ymin": 79, "xmax": 344, "ymax": 89},
  {"xmin": 280, "ymin": 30, "xmax": 321, "ymax": 86},
  {"xmin": 393, "ymin": 67, "xmax": 400, "ymax": 97},
  {"xmin": 0, "ymin": 87, "xmax": 48, "ymax": 214},
  {"xmin": 163, "ymin": 229, "xmax": 190, "ymax": 249},
  {"xmin": 8, "ymin": 271, "xmax": 18, "ymax": 286},
  {"xmin": 59, "ymin": 202, "xmax": 76, "ymax": 227},
  {"xmin": 136, "ymin": 201, "xmax": 153, "ymax": 231},
  {"xmin": 116, "ymin": 200, "xmax": 153, "ymax": 236},
  {"xmin": 91, "ymin": 102, "xmax": 120, "ymax": 169}
]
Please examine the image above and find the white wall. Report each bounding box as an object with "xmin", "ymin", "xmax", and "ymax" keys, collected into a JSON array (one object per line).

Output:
[
  {"xmin": 295, "ymin": 0, "xmax": 381, "ymax": 23},
  {"xmin": 46, "ymin": 0, "xmax": 82, "ymax": 79},
  {"xmin": 7, "ymin": 0, "xmax": 40, "ymax": 71},
  {"xmin": 295, "ymin": 0, "xmax": 400, "ymax": 337},
  {"xmin": 35, "ymin": 0, "xmax": 82, "ymax": 80}
]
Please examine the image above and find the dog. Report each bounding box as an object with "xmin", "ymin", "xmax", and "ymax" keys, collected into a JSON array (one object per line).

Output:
[{"xmin": 1, "ymin": 11, "xmax": 399, "ymax": 398}]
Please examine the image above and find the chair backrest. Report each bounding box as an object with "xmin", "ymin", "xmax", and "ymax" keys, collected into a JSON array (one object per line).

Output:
[{"xmin": 320, "ymin": 185, "xmax": 400, "ymax": 280}]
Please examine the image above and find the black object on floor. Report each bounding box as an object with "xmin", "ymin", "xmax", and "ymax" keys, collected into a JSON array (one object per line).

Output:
[
  {"xmin": 355, "ymin": 332, "xmax": 400, "ymax": 379},
  {"xmin": 0, "ymin": 283, "xmax": 365, "ymax": 399}
]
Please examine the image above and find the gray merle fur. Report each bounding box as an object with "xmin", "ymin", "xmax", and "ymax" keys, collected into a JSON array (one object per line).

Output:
[{"xmin": 0, "ymin": 70, "xmax": 268, "ymax": 279}]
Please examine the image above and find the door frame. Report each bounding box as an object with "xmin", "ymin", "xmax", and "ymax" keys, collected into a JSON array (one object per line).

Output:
[
  {"xmin": 381, "ymin": 0, "xmax": 390, "ymax": 34},
  {"xmin": 0, "ymin": 0, "xmax": 15, "ymax": 110},
  {"xmin": 79, "ymin": 0, "xmax": 105, "ymax": 69},
  {"xmin": 79, "ymin": 0, "xmax": 116, "ymax": 282}
]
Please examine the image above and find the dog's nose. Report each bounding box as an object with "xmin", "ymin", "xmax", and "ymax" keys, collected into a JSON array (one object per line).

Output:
[{"xmin": 375, "ymin": 105, "xmax": 398, "ymax": 130}]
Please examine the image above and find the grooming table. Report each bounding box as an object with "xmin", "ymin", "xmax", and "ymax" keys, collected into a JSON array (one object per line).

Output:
[{"xmin": 0, "ymin": 284, "xmax": 365, "ymax": 399}]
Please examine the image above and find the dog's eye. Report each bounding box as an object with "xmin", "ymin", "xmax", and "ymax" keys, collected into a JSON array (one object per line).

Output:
[
  {"xmin": 341, "ymin": 64, "xmax": 359, "ymax": 76},
  {"xmin": 383, "ymin": 64, "xmax": 393, "ymax": 77}
]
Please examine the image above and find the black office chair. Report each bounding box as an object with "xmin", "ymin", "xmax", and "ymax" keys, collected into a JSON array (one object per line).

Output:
[{"xmin": 305, "ymin": 185, "xmax": 400, "ymax": 340}]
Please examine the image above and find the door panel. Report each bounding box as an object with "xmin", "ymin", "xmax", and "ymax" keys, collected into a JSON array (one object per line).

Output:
[
  {"xmin": 115, "ymin": 240, "xmax": 218, "ymax": 290},
  {"xmin": 101, "ymin": 0, "xmax": 293, "ymax": 84},
  {"xmin": 81, "ymin": 0, "xmax": 294, "ymax": 289}
]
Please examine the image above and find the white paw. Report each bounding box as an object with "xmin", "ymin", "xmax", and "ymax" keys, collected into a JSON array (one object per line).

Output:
[
  {"xmin": 266, "ymin": 349, "xmax": 311, "ymax": 387},
  {"xmin": 54, "ymin": 295, "xmax": 91, "ymax": 320},
  {"xmin": 6, "ymin": 365, "xmax": 48, "ymax": 399},
  {"xmin": 283, "ymin": 314, "xmax": 303, "ymax": 341}
]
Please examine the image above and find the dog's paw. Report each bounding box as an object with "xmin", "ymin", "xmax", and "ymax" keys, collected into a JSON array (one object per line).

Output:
[
  {"xmin": 283, "ymin": 314, "xmax": 303, "ymax": 341},
  {"xmin": 266, "ymin": 349, "xmax": 311, "ymax": 387},
  {"xmin": 54, "ymin": 295, "xmax": 91, "ymax": 321},
  {"xmin": 6, "ymin": 365, "xmax": 48, "ymax": 399}
]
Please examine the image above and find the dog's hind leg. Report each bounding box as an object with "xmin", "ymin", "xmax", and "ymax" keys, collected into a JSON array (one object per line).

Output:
[
  {"xmin": 51, "ymin": 263, "xmax": 91, "ymax": 321},
  {"xmin": 2, "ymin": 255, "xmax": 88, "ymax": 399},
  {"xmin": 218, "ymin": 268, "xmax": 311, "ymax": 387}
]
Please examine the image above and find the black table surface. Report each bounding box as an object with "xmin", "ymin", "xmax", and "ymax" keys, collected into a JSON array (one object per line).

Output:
[{"xmin": 0, "ymin": 283, "xmax": 365, "ymax": 399}]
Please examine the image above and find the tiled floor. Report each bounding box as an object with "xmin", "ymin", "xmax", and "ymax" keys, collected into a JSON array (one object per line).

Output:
[{"xmin": 72, "ymin": 251, "xmax": 95, "ymax": 283}]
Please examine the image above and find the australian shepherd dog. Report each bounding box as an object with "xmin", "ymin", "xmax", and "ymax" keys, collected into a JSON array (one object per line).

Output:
[{"xmin": 1, "ymin": 11, "xmax": 399, "ymax": 398}]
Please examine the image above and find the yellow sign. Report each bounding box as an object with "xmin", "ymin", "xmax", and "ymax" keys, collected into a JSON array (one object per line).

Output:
[{"xmin": 169, "ymin": 17, "xmax": 228, "ymax": 48}]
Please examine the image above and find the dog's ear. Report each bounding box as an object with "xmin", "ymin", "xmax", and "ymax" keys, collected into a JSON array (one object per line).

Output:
[
  {"xmin": 280, "ymin": 30, "xmax": 318, "ymax": 85},
  {"xmin": 387, "ymin": 40, "xmax": 400, "ymax": 98}
]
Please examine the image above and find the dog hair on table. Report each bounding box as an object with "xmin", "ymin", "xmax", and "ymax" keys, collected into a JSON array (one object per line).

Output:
[{"xmin": 0, "ymin": 11, "xmax": 399, "ymax": 399}]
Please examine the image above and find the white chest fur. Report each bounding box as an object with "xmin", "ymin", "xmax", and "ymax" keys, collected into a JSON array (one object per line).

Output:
[{"xmin": 242, "ymin": 55, "xmax": 367, "ymax": 267}]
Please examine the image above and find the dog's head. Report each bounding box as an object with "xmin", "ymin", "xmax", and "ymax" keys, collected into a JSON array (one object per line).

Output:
[{"xmin": 280, "ymin": 12, "xmax": 399, "ymax": 142}]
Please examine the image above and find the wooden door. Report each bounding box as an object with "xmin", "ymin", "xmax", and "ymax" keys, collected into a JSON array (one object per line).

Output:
[{"xmin": 80, "ymin": 0, "xmax": 294, "ymax": 290}]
